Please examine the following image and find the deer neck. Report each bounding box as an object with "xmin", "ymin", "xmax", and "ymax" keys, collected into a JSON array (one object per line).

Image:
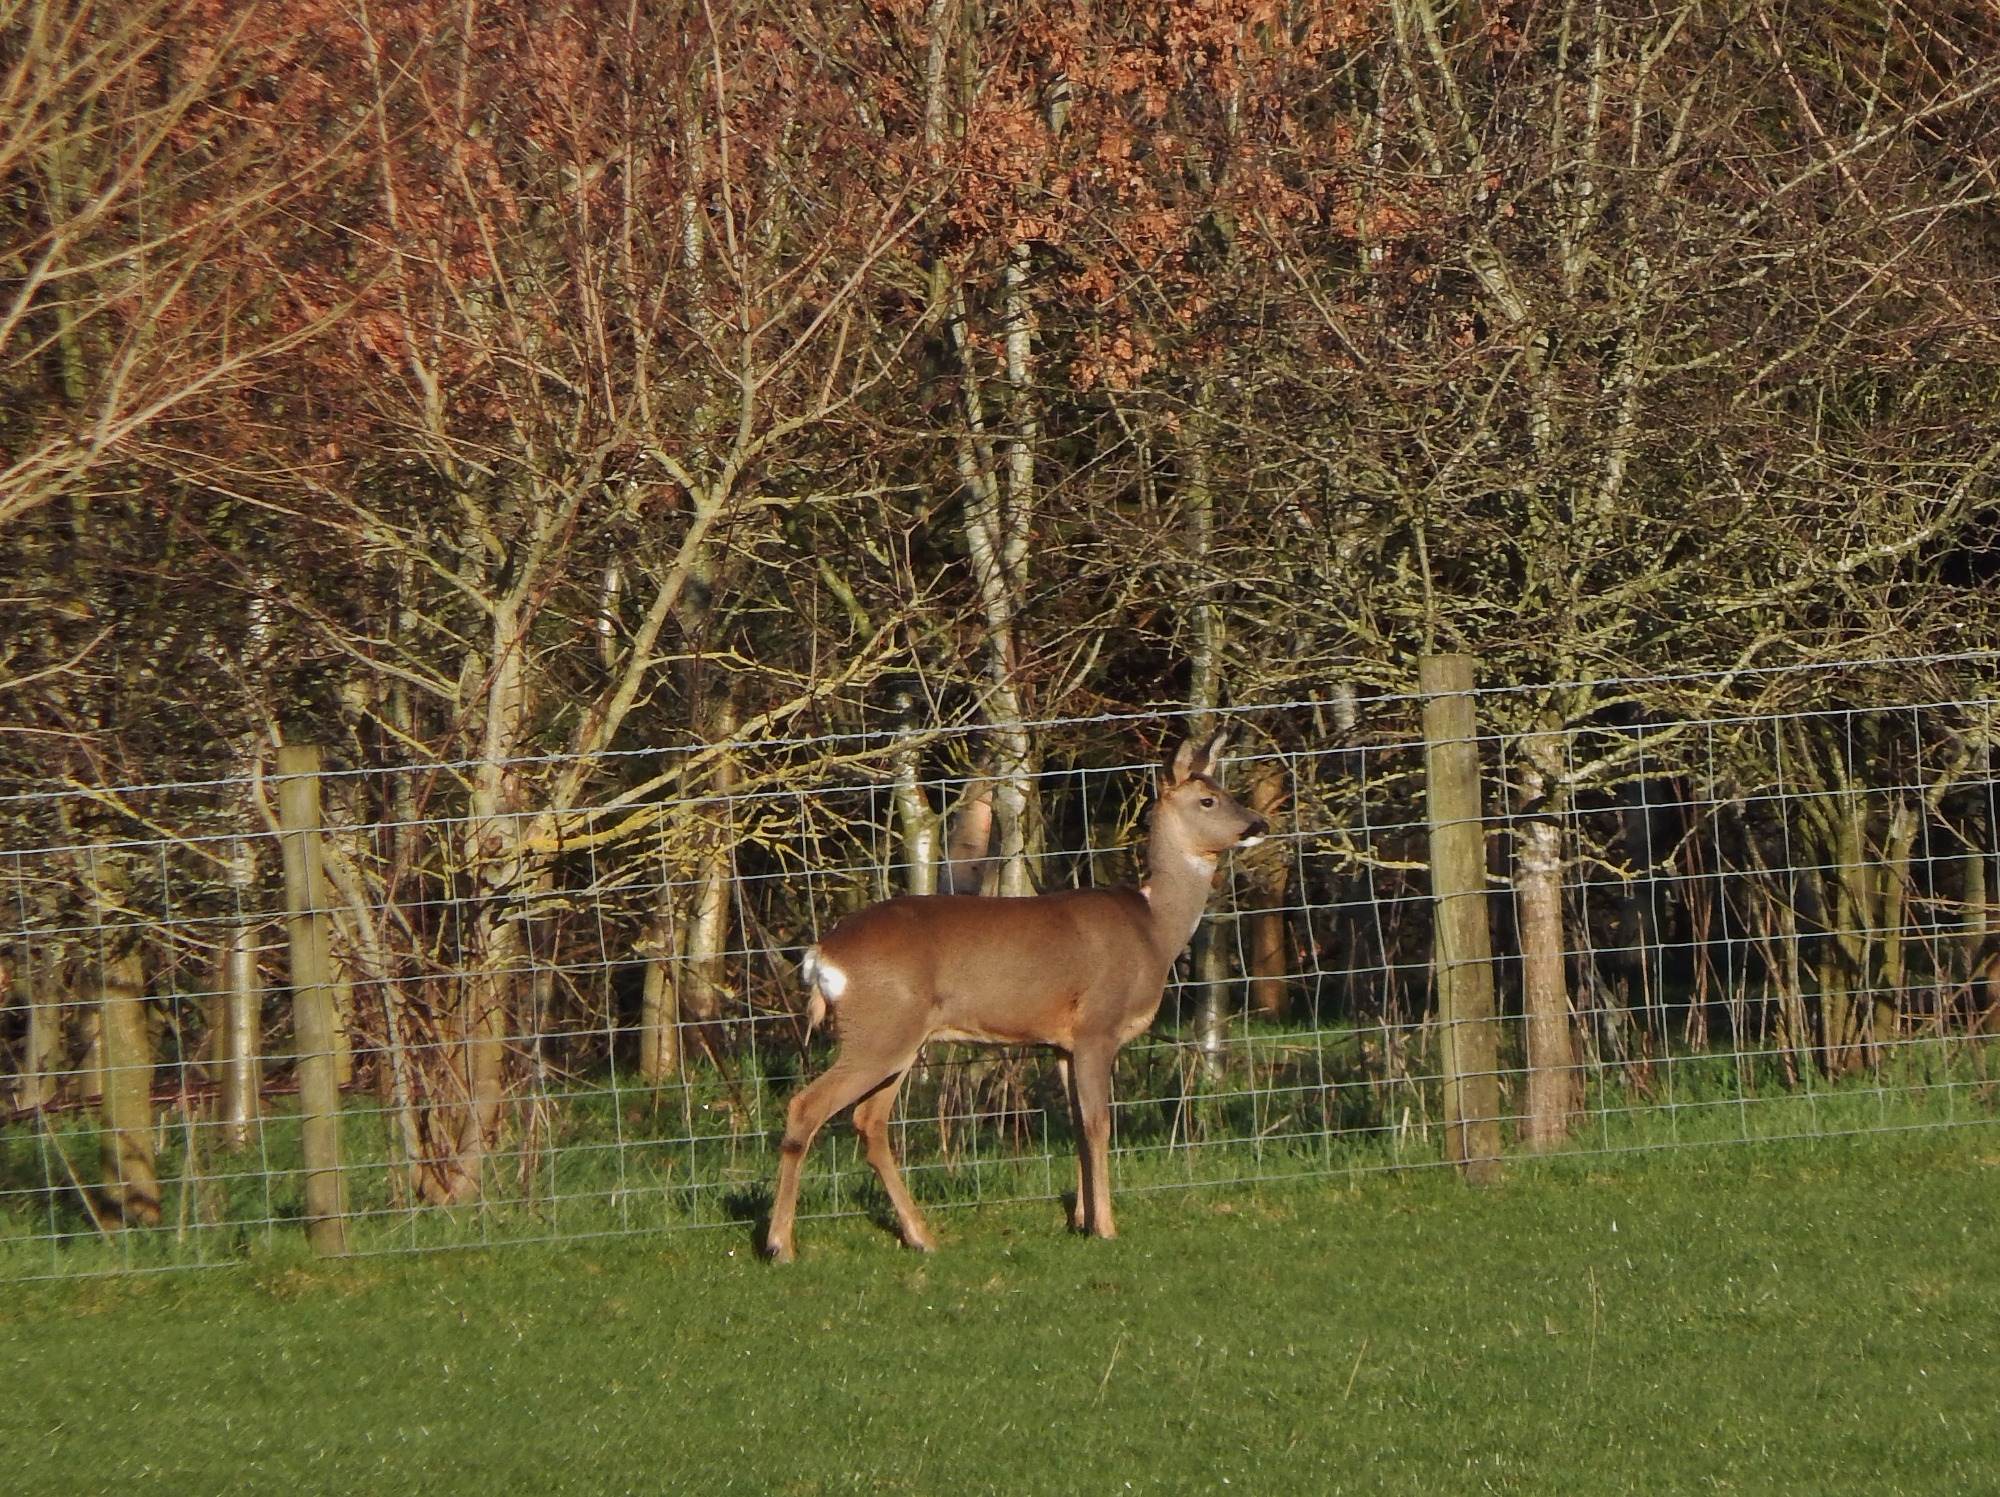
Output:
[{"xmin": 1139, "ymin": 832, "xmax": 1220, "ymax": 956}]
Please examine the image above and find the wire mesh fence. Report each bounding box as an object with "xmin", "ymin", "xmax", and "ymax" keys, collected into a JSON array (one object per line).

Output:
[{"xmin": 3, "ymin": 655, "xmax": 1998, "ymax": 1279}]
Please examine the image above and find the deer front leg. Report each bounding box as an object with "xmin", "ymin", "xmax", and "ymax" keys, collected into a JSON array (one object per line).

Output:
[{"xmin": 1069, "ymin": 1041, "xmax": 1119, "ymax": 1239}]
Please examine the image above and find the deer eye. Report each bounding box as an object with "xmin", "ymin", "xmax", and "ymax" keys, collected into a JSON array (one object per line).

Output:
[{"xmin": 1200, "ymin": 796, "xmax": 1216, "ymax": 808}]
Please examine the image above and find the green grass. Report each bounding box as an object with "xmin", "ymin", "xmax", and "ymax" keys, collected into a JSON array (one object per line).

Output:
[
  {"xmin": 5, "ymin": 1025, "xmax": 1996, "ymax": 1281},
  {"xmin": 3, "ymin": 1125, "xmax": 1998, "ymax": 1495},
  {"xmin": 0, "ymin": 1013, "xmax": 1990, "ymax": 1322}
]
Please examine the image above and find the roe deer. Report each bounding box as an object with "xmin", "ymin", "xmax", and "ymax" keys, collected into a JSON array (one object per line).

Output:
[{"xmin": 764, "ymin": 730, "xmax": 1267, "ymax": 1261}]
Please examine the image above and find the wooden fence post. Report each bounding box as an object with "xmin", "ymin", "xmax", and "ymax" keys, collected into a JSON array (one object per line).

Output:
[
  {"xmin": 277, "ymin": 744, "xmax": 349, "ymax": 1256},
  {"xmin": 1420, "ymin": 655, "xmax": 1503, "ymax": 1184}
]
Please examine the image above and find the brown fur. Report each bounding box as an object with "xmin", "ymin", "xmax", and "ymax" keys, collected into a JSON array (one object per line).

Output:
[{"xmin": 764, "ymin": 731, "xmax": 1267, "ymax": 1261}]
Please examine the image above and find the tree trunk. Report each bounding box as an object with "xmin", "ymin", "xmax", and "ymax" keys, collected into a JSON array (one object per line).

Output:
[
  {"xmin": 941, "ymin": 780, "xmax": 995, "ymax": 894},
  {"xmin": 77, "ymin": 1003, "xmax": 103, "ymax": 1103},
  {"xmin": 1180, "ymin": 383, "xmax": 1235, "ymax": 1068},
  {"xmin": 986, "ymin": 723, "xmax": 1040, "ymax": 899},
  {"xmin": 1873, "ymin": 798, "xmax": 1916, "ymax": 1065},
  {"xmin": 1821, "ymin": 794, "xmax": 1871, "ymax": 1076},
  {"xmin": 318, "ymin": 827, "xmax": 430, "ymax": 1204},
  {"xmin": 216, "ymin": 835, "xmax": 263, "ymax": 1149},
  {"xmin": 683, "ymin": 696, "xmax": 739, "ymax": 1022},
  {"xmin": 637, "ymin": 910, "xmax": 681, "ymax": 1084},
  {"xmin": 1774, "ymin": 871, "xmax": 1810, "ymax": 1083},
  {"xmin": 1962, "ymin": 808, "xmax": 1990, "ymax": 968},
  {"xmin": 891, "ymin": 707, "xmax": 940, "ymax": 898},
  {"xmin": 14, "ymin": 920, "xmax": 66, "ymax": 1112},
  {"xmin": 1245, "ymin": 763, "xmax": 1291, "ymax": 1021},
  {"xmin": 1193, "ymin": 916, "xmax": 1232, "ymax": 1077},
  {"xmin": 950, "ymin": 254, "xmax": 1040, "ymax": 900},
  {"xmin": 91, "ymin": 853, "xmax": 160, "ymax": 1227},
  {"xmin": 449, "ymin": 879, "xmax": 524, "ymax": 1203},
  {"xmin": 1515, "ymin": 720, "xmax": 1579, "ymax": 1151},
  {"xmin": 442, "ymin": 595, "xmax": 536, "ymax": 1203}
]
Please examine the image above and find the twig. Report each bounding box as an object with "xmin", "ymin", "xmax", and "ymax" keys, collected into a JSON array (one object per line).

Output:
[
  {"xmin": 1094, "ymin": 1331, "xmax": 1126, "ymax": 1404},
  {"xmin": 1342, "ymin": 1335, "xmax": 1370, "ymax": 1400}
]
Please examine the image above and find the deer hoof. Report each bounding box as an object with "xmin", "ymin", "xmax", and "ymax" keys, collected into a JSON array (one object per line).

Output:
[{"xmin": 763, "ymin": 1236, "xmax": 796, "ymax": 1264}]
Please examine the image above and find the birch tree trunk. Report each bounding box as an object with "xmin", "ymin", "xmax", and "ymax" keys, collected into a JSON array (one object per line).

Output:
[
  {"xmin": 951, "ymin": 308, "xmax": 1041, "ymax": 898},
  {"xmin": 215, "ymin": 834, "xmax": 264, "ymax": 1150},
  {"xmin": 1515, "ymin": 719, "xmax": 1579, "ymax": 1151},
  {"xmin": 1179, "ymin": 387, "xmax": 1232, "ymax": 1073},
  {"xmin": 892, "ymin": 700, "xmax": 941, "ymax": 898},
  {"xmin": 935, "ymin": 2, "xmax": 1041, "ymax": 901}
]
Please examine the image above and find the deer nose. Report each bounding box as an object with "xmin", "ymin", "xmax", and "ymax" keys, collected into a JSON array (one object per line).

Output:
[{"xmin": 1242, "ymin": 813, "xmax": 1270, "ymax": 842}]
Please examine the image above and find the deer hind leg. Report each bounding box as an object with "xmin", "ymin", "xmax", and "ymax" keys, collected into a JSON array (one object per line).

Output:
[
  {"xmin": 1069, "ymin": 1041, "xmax": 1119, "ymax": 1240},
  {"xmin": 851, "ymin": 1068, "xmax": 933, "ymax": 1253},
  {"xmin": 766, "ymin": 1056, "xmax": 907, "ymax": 1263},
  {"xmin": 1058, "ymin": 1054, "xmax": 1086, "ymax": 1232}
]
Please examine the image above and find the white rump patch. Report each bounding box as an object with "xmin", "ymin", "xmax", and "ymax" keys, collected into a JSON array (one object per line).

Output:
[{"xmin": 815, "ymin": 956, "xmax": 850, "ymax": 1002}]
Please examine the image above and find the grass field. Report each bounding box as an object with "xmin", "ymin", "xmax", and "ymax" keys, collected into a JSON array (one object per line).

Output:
[
  {"xmin": 4, "ymin": 1123, "xmax": 1998, "ymax": 1495},
  {"xmin": 8, "ymin": 1022, "xmax": 1990, "ymax": 1280}
]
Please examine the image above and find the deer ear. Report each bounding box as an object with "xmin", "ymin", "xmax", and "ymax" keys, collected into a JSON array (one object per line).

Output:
[
  {"xmin": 1202, "ymin": 730, "xmax": 1231, "ymax": 778},
  {"xmin": 1167, "ymin": 736, "xmax": 1201, "ymax": 785}
]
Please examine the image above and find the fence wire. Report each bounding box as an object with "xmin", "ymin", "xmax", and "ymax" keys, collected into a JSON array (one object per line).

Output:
[{"xmin": 3, "ymin": 661, "xmax": 1998, "ymax": 1279}]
